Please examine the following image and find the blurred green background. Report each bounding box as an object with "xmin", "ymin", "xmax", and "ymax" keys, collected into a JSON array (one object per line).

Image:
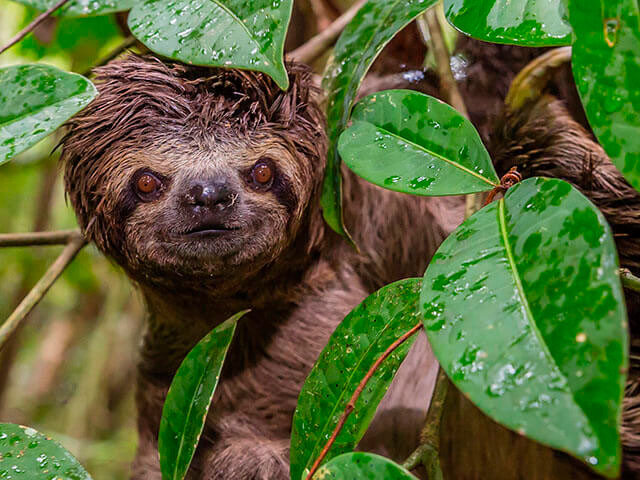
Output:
[{"xmin": 0, "ymin": 2, "xmax": 141, "ymax": 478}]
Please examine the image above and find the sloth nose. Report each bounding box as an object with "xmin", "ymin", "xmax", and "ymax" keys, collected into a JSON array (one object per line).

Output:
[{"xmin": 184, "ymin": 180, "xmax": 234, "ymax": 210}]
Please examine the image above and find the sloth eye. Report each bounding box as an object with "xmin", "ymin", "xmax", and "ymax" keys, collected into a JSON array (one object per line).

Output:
[
  {"xmin": 133, "ymin": 171, "xmax": 164, "ymax": 201},
  {"xmin": 251, "ymin": 162, "xmax": 274, "ymax": 186},
  {"xmin": 137, "ymin": 173, "xmax": 160, "ymax": 194}
]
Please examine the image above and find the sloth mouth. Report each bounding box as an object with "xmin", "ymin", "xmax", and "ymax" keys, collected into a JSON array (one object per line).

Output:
[{"xmin": 183, "ymin": 223, "xmax": 240, "ymax": 237}]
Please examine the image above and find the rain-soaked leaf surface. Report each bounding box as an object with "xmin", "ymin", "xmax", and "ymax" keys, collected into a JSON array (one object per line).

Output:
[
  {"xmin": 421, "ymin": 177, "xmax": 627, "ymax": 477},
  {"xmin": 569, "ymin": 0, "xmax": 640, "ymax": 193},
  {"xmin": 0, "ymin": 64, "xmax": 97, "ymax": 165},
  {"xmin": 11, "ymin": 0, "xmax": 134, "ymax": 16},
  {"xmin": 443, "ymin": 0, "xmax": 572, "ymax": 46},
  {"xmin": 158, "ymin": 311, "xmax": 247, "ymax": 480},
  {"xmin": 290, "ymin": 279, "xmax": 422, "ymax": 480},
  {"xmin": 313, "ymin": 452, "xmax": 418, "ymax": 479},
  {"xmin": 320, "ymin": 0, "xmax": 438, "ymax": 240},
  {"xmin": 0, "ymin": 423, "xmax": 92, "ymax": 479},
  {"xmin": 338, "ymin": 90, "xmax": 499, "ymax": 196},
  {"xmin": 128, "ymin": 0, "xmax": 293, "ymax": 90}
]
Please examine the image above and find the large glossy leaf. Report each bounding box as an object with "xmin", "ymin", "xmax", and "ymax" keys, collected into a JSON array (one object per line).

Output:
[
  {"xmin": 0, "ymin": 64, "xmax": 97, "ymax": 165},
  {"xmin": 569, "ymin": 0, "xmax": 640, "ymax": 193},
  {"xmin": 128, "ymin": 0, "xmax": 293, "ymax": 90},
  {"xmin": 10, "ymin": 0, "xmax": 134, "ymax": 16},
  {"xmin": 0, "ymin": 423, "xmax": 92, "ymax": 479},
  {"xmin": 290, "ymin": 279, "xmax": 422, "ymax": 480},
  {"xmin": 443, "ymin": 0, "xmax": 572, "ymax": 46},
  {"xmin": 158, "ymin": 311, "xmax": 247, "ymax": 480},
  {"xmin": 320, "ymin": 0, "xmax": 438, "ymax": 240},
  {"xmin": 312, "ymin": 452, "xmax": 418, "ymax": 479},
  {"xmin": 338, "ymin": 90, "xmax": 499, "ymax": 196},
  {"xmin": 421, "ymin": 177, "xmax": 627, "ymax": 477}
]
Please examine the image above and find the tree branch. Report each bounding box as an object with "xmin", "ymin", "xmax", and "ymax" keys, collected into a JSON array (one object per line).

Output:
[
  {"xmin": 621, "ymin": 268, "xmax": 640, "ymax": 293},
  {"xmin": 0, "ymin": 230, "xmax": 82, "ymax": 247},
  {"xmin": 305, "ymin": 321, "xmax": 423, "ymax": 480},
  {"xmin": 0, "ymin": 0, "xmax": 72, "ymax": 56},
  {"xmin": 288, "ymin": 0, "xmax": 367, "ymax": 65},
  {"xmin": 0, "ymin": 235, "xmax": 87, "ymax": 351},
  {"xmin": 402, "ymin": 368, "xmax": 447, "ymax": 478}
]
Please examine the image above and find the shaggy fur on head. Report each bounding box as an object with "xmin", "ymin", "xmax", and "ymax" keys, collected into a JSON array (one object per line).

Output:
[{"xmin": 61, "ymin": 55, "xmax": 326, "ymax": 293}]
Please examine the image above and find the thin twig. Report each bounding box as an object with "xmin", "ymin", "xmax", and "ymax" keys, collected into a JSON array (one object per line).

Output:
[
  {"xmin": 305, "ymin": 321, "xmax": 423, "ymax": 480},
  {"xmin": 0, "ymin": 230, "xmax": 82, "ymax": 248},
  {"xmin": 0, "ymin": 235, "xmax": 87, "ymax": 351},
  {"xmin": 621, "ymin": 268, "xmax": 640, "ymax": 293},
  {"xmin": 81, "ymin": 36, "xmax": 138, "ymax": 77},
  {"xmin": 418, "ymin": 8, "xmax": 480, "ymax": 218},
  {"xmin": 418, "ymin": 10, "xmax": 468, "ymax": 118},
  {"xmin": 288, "ymin": 0, "xmax": 367, "ymax": 65},
  {"xmin": 0, "ymin": 0, "xmax": 72, "ymax": 56}
]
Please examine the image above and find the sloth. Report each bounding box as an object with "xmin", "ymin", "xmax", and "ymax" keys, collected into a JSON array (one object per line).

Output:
[
  {"xmin": 60, "ymin": 47, "xmax": 640, "ymax": 478},
  {"xmin": 60, "ymin": 54, "xmax": 461, "ymax": 479}
]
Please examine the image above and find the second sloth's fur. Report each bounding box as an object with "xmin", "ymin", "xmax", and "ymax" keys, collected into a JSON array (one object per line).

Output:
[{"xmin": 61, "ymin": 55, "xmax": 462, "ymax": 479}]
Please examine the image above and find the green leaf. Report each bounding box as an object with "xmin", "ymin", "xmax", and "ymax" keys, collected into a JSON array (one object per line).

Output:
[
  {"xmin": 443, "ymin": 0, "xmax": 572, "ymax": 46},
  {"xmin": 290, "ymin": 279, "xmax": 422, "ymax": 480},
  {"xmin": 569, "ymin": 0, "xmax": 640, "ymax": 193},
  {"xmin": 0, "ymin": 423, "xmax": 92, "ymax": 479},
  {"xmin": 128, "ymin": 0, "xmax": 293, "ymax": 90},
  {"xmin": 10, "ymin": 0, "xmax": 134, "ymax": 16},
  {"xmin": 312, "ymin": 452, "xmax": 418, "ymax": 479},
  {"xmin": 338, "ymin": 89, "xmax": 499, "ymax": 196},
  {"xmin": 320, "ymin": 0, "xmax": 438, "ymax": 239},
  {"xmin": 421, "ymin": 177, "xmax": 627, "ymax": 477},
  {"xmin": 158, "ymin": 310, "xmax": 247, "ymax": 480},
  {"xmin": 0, "ymin": 64, "xmax": 97, "ymax": 165}
]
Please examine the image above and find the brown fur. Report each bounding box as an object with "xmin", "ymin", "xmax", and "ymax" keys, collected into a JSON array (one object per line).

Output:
[
  {"xmin": 60, "ymin": 55, "xmax": 461, "ymax": 479},
  {"xmin": 438, "ymin": 93, "xmax": 640, "ymax": 479}
]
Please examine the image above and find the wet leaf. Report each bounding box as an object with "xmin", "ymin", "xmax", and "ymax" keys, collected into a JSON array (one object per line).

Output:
[
  {"xmin": 338, "ymin": 90, "xmax": 499, "ymax": 196},
  {"xmin": 128, "ymin": 0, "xmax": 293, "ymax": 90},
  {"xmin": 421, "ymin": 177, "xmax": 627, "ymax": 477},
  {"xmin": 290, "ymin": 279, "xmax": 422, "ymax": 480},
  {"xmin": 11, "ymin": 0, "xmax": 134, "ymax": 16},
  {"xmin": 321, "ymin": 0, "xmax": 438, "ymax": 240},
  {"xmin": 158, "ymin": 310, "xmax": 247, "ymax": 480},
  {"xmin": 312, "ymin": 452, "xmax": 418, "ymax": 479},
  {"xmin": 443, "ymin": 0, "xmax": 572, "ymax": 46},
  {"xmin": 0, "ymin": 423, "xmax": 92, "ymax": 479},
  {"xmin": 0, "ymin": 64, "xmax": 97, "ymax": 165},
  {"xmin": 569, "ymin": 0, "xmax": 640, "ymax": 193}
]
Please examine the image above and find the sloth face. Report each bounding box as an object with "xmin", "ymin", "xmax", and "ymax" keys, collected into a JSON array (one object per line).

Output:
[
  {"xmin": 61, "ymin": 56, "xmax": 326, "ymax": 288},
  {"xmin": 109, "ymin": 133, "xmax": 313, "ymax": 279}
]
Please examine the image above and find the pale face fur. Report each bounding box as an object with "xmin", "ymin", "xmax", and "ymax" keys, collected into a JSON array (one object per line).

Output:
[{"xmin": 103, "ymin": 134, "xmax": 310, "ymax": 279}]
